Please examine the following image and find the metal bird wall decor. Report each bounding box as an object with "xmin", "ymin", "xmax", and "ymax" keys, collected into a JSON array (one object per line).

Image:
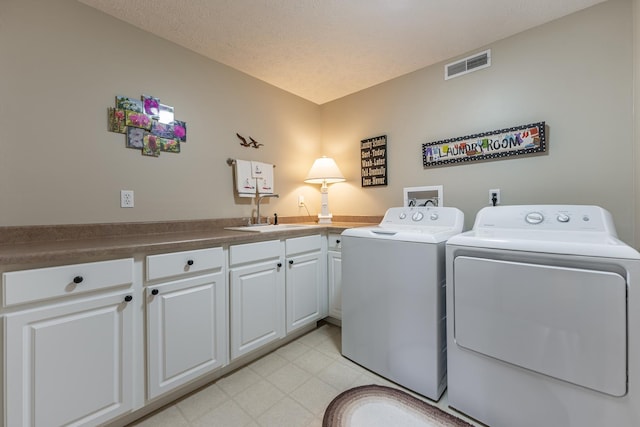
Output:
[
  {"xmin": 249, "ymin": 137, "xmax": 264, "ymax": 149},
  {"xmin": 236, "ymin": 133, "xmax": 264, "ymax": 149},
  {"xmin": 236, "ymin": 133, "xmax": 250, "ymax": 147}
]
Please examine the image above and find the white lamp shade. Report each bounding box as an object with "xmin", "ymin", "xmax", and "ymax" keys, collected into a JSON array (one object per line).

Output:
[{"xmin": 304, "ymin": 156, "xmax": 345, "ymax": 184}]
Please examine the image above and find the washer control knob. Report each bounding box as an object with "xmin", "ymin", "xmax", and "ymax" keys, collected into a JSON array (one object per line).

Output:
[
  {"xmin": 399, "ymin": 212, "xmax": 407, "ymax": 219},
  {"xmin": 525, "ymin": 212, "xmax": 544, "ymax": 224},
  {"xmin": 557, "ymin": 214, "xmax": 570, "ymax": 223},
  {"xmin": 430, "ymin": 213, "xmax": 439, "ymax": 221},
  {"xmin": 411, "ymin": 211, "xmax": 424, "ymax": 221},
  {"xmin": 583, "ymin": 215, "xmax": 590, "ymax": 222}
]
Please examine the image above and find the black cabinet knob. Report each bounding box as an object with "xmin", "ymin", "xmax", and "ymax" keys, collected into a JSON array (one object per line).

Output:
[
  {"xmin": 187, "ymin": 259, "xmax": 194, "ymax": 266},
  {"xmin": 151, "ymin": 289, "xmax": 159, "ymax": 295},
  {"xmin": 336, "ymin": 239, "xmax": 341, "ymax": 244},
  {"xmin": 73, "ymin": 276, "xmax": 83, "ymax": 284},
  {"xmin": 289, "ymin": 260, "xmax": 294, "ymax": 265},
  {"xmin": 277, "ymin": 262, "xmax": 282, "ymax": 268},
  {"xmin": 124, "ymin": 295, "xmax": 133, "ymax": 302}
]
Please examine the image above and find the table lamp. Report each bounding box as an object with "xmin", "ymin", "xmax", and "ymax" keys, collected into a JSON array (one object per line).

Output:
[{"xmin": 304, "ymin": 156, "xmax": 345, "ymax": 224}]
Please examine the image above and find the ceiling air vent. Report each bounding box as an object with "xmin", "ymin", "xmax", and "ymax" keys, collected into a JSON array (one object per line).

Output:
[{"xmin": 445, "ymin": 49, "xmax": 491, "ymax": 80}]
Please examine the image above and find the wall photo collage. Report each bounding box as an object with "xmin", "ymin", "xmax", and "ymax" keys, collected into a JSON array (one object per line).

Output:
[{"xmin": 108, "ymin": 95, "xmax": 187, "ymax": 157}]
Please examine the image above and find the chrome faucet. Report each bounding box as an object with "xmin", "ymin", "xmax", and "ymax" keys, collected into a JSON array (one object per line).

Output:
[{"xmin": 256, "ymin": 194, "xmax": 279, "ymax": 225}]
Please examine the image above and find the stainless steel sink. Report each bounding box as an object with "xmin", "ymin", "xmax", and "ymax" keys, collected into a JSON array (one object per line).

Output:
[{"xmin": 225, "ymin": 224, "xmax": 316, "ymax": 232}]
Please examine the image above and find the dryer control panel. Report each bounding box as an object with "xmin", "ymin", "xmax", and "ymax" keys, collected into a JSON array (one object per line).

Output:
[{"xmin": 473, "ymin": 205, "xmax": 616, "ymax": 235}]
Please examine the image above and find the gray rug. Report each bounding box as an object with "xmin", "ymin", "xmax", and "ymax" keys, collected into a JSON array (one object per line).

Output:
[{"xmin": 323, "ymin": 385, "xmax": 473, "ymax": 427}]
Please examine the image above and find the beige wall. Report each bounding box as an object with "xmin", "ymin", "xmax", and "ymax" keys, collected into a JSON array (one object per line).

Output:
[
  {"xmin": 0, "ymin": 0, "xmax": 322, "ymax": 226},
  {"xmin": 1, "ymin": 0, "xmax": 636, "ymax": 246},
  {"xmin": 321, "ymin": 0, "xmax": 636, "ymax": 245}
]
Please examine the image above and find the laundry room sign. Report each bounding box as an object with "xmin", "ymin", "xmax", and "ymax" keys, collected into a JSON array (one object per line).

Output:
[
  {"xmin": 361, "ymin": 135, "xmax": 387, "ymax": 187},
  {"xmin": 422, "ymin": 122, "xmax": 546, "ymax": 168}
]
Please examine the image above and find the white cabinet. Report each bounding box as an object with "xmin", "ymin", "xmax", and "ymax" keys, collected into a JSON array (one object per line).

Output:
[
  {"xmin": 229, "ymin": 234, "xmax": 326, "ymax": 358},
  {"xmin": 285, "ymin": 235, "xmax": 325, "ymax": 333},
  {"xmin": 3, "ymin": 259, "xmax": 135, "ymax": 427},
  {"xmin": 327, "ymin": 233, "xmax": 343, "ymax": 319},
  {"xmin": 229, "ymin": 240, "xmax": 285, "ymax": 360},
  {"xmin": 146, "ymin": 247, "xmax": 227, "ymax": 400}
]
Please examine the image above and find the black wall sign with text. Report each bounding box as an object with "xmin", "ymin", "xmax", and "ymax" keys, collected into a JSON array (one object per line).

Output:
[{"xmin": 361, "ymin": 135, "xmax": 387, "ymax": 187}]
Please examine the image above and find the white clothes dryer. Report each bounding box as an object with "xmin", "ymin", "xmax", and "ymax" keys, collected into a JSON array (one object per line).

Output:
[
  {"xmin": 446, "ymin": 205, "xmax": 640, "ymax": 427},
  {"xmin": 342, "ymin": 206, "xmax": 464, "ymax": 401}
]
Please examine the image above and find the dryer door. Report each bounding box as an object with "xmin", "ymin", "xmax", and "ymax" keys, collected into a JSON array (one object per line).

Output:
[{"xmin": 453, "ymin": 256, "xmax": 627, "ymax": 397}]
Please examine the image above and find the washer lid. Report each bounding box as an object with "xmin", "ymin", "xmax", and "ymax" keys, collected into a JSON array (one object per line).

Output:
[
  {"xmin": 342, "ymin": 224, "xmax": 461, "ymax": 243},
  {"xmin": 342, "ymin": 206, "xmax": 464, "ymax": 243},
  {"xmin": 448, "ymin": 205, "xmax": 640, "ymax": 259}
]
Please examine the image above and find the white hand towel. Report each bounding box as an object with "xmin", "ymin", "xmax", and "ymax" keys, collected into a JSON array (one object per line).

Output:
[
  {"xmin": 234, "ymin": 159, "xmax": 256, "ymax": 197},
  {"xmin": 250, "ymin": 161, "xmax": 264, "ymax": 179},
  {"xmin": 254, "ymin": 162, "xmax": 274, "ymax": 195}
]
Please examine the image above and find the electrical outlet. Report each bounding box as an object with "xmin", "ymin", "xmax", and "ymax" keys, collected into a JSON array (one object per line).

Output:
[
  {"xmin": 121, "ymin": 190, "xmax": 134, "ymax": 208},
  {"xmin": 298, "ymin": 195, "xmax": 305, "ymax": 207},
  {"xmin": 489, "ymin": 188, "xmax": 501, "ymax": 206}
]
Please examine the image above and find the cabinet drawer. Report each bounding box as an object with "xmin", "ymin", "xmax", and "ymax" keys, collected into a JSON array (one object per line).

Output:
[
  {"xmin": 2, "ymin": 258, "xmax": 134, "ymax": 307},
  {"xmin": 229, "ymin": 240, "xmax": 281, "ymax": 266},
  {"xmin": 286, "ymin": 234, "xmax": 322, "ymax": 256},
  {"xmin": 328, "ymin": 233, "xmax": 342, "ymax": 251},
  {"xmin": 147, "ymin": 247, "xmax": 223, "ymax": 281}
]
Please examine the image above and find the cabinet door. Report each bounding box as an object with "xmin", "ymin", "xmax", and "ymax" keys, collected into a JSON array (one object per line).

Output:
[
  {"xmin": 328, "ymin": 250, "xmax": 342, "ymax": 319},
  {"xmin": 146, "ymin": 272, "xmax": 227, "ymax": 400},
  {"xmin": 230, "ymin": 261, "xmax": 285, "ymax": 359},
  {"xmin": 5, "ymin": 292, "xmax": 134, "ymax": 427},
  {"xmin": 286, "ymin": 251, "xmax": 323, "ymax": 333}
]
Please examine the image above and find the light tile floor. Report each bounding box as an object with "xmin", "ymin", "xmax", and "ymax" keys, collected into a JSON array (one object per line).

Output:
[{"xmin": 130, "ymin": 322, "xmax": 483, "ymax": 427}]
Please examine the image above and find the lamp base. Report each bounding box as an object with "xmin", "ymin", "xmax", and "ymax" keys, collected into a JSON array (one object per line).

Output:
[{"xmin": 317, "ymin": 213, "xmax": 333, "ymax": 224}]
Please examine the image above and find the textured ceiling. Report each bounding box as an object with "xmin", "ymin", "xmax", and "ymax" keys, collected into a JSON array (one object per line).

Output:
[{"xmin": 78, "ymin": 0, "xmax": 607, "ymax": 104}]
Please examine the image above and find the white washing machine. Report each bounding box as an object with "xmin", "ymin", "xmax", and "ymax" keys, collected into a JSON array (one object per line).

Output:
[
  {"xmin": 446, "ymin": 205, "xmax": 640, "ymax": 427},
  {"xmin": 341, "ymin": 206, "xmax": 464, "ymax": 401}
]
